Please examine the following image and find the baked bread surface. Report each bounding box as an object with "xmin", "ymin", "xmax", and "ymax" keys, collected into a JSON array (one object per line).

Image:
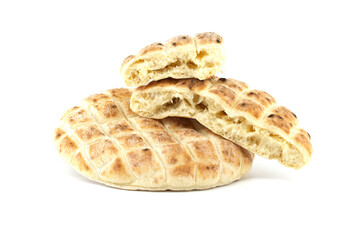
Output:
[
  {"xmin": 121, "ymin": 32, "xmax": 225, "ymax": 87},
  {"xmin": 131, "ymin": 77, "xmax": 312, "ymax": 169},
  {"xmin": 55, "ymin": 88, "xmax": 253, "ymax": 190}
]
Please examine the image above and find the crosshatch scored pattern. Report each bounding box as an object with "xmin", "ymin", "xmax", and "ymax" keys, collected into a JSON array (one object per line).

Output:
[{"xmin": 54, "ymin": 88, "xmax": 253, "ymax": 190}]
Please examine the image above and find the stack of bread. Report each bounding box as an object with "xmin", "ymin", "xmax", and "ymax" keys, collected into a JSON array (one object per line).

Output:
[{"xmin": 55, "ymin": 32, "xmax": 312, "ymax": 191}]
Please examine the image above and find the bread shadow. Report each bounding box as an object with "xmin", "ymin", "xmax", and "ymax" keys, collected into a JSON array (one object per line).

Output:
[
  {"xmin": 240, "ymin": 161, "xmax": 295, "ymax": 181},
  {"xmin": 65, "ymin": 168, "xmax": 105, "ymax": 188}
]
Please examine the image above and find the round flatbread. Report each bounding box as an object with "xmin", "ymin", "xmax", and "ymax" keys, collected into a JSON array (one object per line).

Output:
[{"xmin": 55, "ymin": 88, "xmax": 253, "ymax": 190}]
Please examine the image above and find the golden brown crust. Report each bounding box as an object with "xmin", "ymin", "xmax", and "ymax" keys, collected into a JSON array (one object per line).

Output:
[
  {"xmin": 166, "ymin": 35, "xmax": 193, "ymax": 47},
  {"xmin": 116, "ymin": 134, "xmax": 147, "ymax": 150},
  {"xmin": 85, "ymin": 93, "xmax": 112, "ymax": 103},
  {"xmin": 234, "ymin": 99, "xmax": 265, "ymax": 119},
  {"xmin": 197, "ymin": 162, "xmax": 220, "ymax": 180},
  {"xmin": 194, "ymin": 32, "xmax": 223, "ymax": 44},
  {"xmin": 131, "ymin": 77, "xmax": 313, "ymax": 169},
  {"xmin": 139, "ymin": 42, "xmax": 165, "ymax": 56},
  {"xmin": 104, "ymin": 120, "xmax": 134, "ymax": 136},
  {"xmin": 55, "ymin": 88, "xmax": 254, "ymax": 190},
  {"xmin": 58, "ymin": 136, "xmax": 78, "ymax": 155},
  {"xmin": 218, "ymin": 140, "xmax": 242, "ymax": 167},
  {"xmin": 161, "ymin": 117, "xmax": 195, "ymax": 130},
  {"xmin": 74, "ymin": 153, "xmax": 92, "ymax": 172},
  {"xmin": 272, "ymin": 106, "xmax": 298, "ymax": 126},
  {"xmin": 294, "ymin": 132, "xmax": 312, "ymax": 155},
  {"xmin": 91, "ymin": 101, "xmax": 122, "ymax": 122},
  {"xmin": 131, "ymin": 116, "xmax": 165, "ymax": 131},
  {"xmin": 136, "ymin": 78, "xmax": 179, "ymax": 91},
  {"xmin": 75, "ymin": 125, "xmax": 104, "ymax": 142},
  {"xmin": 130, "ymin": 32, "xmax": 223, "ymax": 59},
  {"xmin": 55, "ymin": 128, "xmax": 65, "ymax": 140},
  {"xmin": 63, "ymin": 109, "xmax": 91, "ymax": 127},
  {"xmin": 100, "ymin": 157, "xmax": 134, "ymax": 183},
  {"xmin": 187, "ymin": 140, "xmax": 219, "ymax": 163},
  {"xmin": 107, "ymin": 88, "xmax": 133, "ymax": 101},
  {"xmin": 208, "ymin": 84, "xmax": 238, "ymax": 108},
  {"xmin": 117, "ymin": 100, "xmax": 137, "ymax": 118},
  {"xmin": 121, "ymin": 55, "xmax": 135, "ymax": 70},
  {"xmin": 126, "ymin": 148, "xmax": 161, "ymax": 177},
  {"xmin": 175, "ymin": 78, "xmax": 211, "ymax": 91},
  {"xmin": 265, "ymin": 114, "xmax": 293, "ymax": 134},
  {"xmin": 172, "ymin": 129, "xmax": 205, "ymax": 142},
  {"xmin": 218, "ymin": 78, "xmax": 249, "ymax": 94},
  {"xmin": 87, "ymin": 139, "xmax": 120, "ymax": 169},
  {"xmin": 158, "ymin": 144, "xmax": 195, "ymax": 186},
  {"xmin": 171, "ymin": 165, "xmax": 194, "ymax": 178},
  {"xmin": 144, "ymin": 131, "xmax": 177, "ymax": 146},
  {"xmin": 246, "ymin": 90, "xmax": 276, "ymax": 107}
]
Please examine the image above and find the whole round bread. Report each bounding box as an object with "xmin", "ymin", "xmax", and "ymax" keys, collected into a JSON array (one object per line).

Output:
[
  {"xmin": 121, "ymin": 32, "xmax": 225, "ymax": 87},
  {"xmin": 130, "ymin": 77, "xmax": 313, "ymax": 169},
  {"xmin": 54, "ymin": 88, "xmax": 254, "ymax": 191}
]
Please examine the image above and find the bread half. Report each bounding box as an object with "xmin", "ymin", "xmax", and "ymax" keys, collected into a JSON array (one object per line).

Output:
[
  {"xmin": 120, "ymin": 32, "xmax": 225, "ymax": 87},
  {"xmin": 131, "ymin": 77, "xmax": 312, "ymax": 169},
  {"xmin": 54, "ymin": 88, "xmax": 253, "ymax": 191}
]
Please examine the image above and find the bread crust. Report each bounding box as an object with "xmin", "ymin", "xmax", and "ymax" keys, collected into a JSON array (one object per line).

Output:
[
  {"xmin": 54, "ymin": 88, "xmax": 254, "ymax": 190},
  {"xmin": 120, "ymin": 32, "xmax": 225, "ymax": 87},
  {"xmin": 131, "ymin": 77, "xmax": 312, "ymax": 169}
]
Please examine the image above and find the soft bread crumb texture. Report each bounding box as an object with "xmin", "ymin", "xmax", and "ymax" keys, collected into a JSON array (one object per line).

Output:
[
  {"xmin": 131, "ymin": 77, "xmax": 313, "ymax": 169},
  {"xmin": 121, "ymin": 32, "xmax": 225, "ymax": 87},
  {"xmin": 54, "ymin": 88, "xmax": 254, "ymax": 191}
]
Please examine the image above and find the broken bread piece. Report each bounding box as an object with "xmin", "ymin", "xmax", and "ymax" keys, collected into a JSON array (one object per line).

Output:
[
  {"xmin": 121, "ymin": 32, "xmax": 225, "ymax": 87},
  {"xmin": 54, "ymin": 88, "xmax": 253, "ymax": 191},
  {"xmin": 131, "ymin": 77, "xmax": 312, "ymax": 169}
]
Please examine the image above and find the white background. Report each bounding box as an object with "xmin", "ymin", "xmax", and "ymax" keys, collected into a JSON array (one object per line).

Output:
[{"xmin": 1, "ymin": 0, "xmax": 359, "ymax": 239}]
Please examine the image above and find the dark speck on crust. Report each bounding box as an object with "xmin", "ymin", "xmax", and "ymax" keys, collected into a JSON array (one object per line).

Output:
[
  {"xmin": 189, "ymin": 79, "xmax": 195, "ymax": 89},
  {"xmin": 157, "ymin": 43, "xmax": 163, "ymax": 46},
  {"xmin": 219, "ymin": 78, "xmax": 227, "ymax": 82},
  {"xmin": 268, "ymin": 114, "xmax": 283, "ymax": 119},
  {"xmin": 172, "ymin": 42, "xmax": 177, "ymax": 46},
  {"xmin": 292, "ymin": 112, "xmax": 297, "ymax": 118},
  {"xmin": 216, "ymin": 39, "xmax": 221, "ymax": 43},
  {"xmin": 143, "ymin": 148, "xmax": 150, "ymax": 151},
  {"xmin": 241, "ymin": 103, "xmax": 246, "ymax": 107},
  {"xmin": 182, "ymin": 36, "xmax": 186, "ymax": 39}
]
